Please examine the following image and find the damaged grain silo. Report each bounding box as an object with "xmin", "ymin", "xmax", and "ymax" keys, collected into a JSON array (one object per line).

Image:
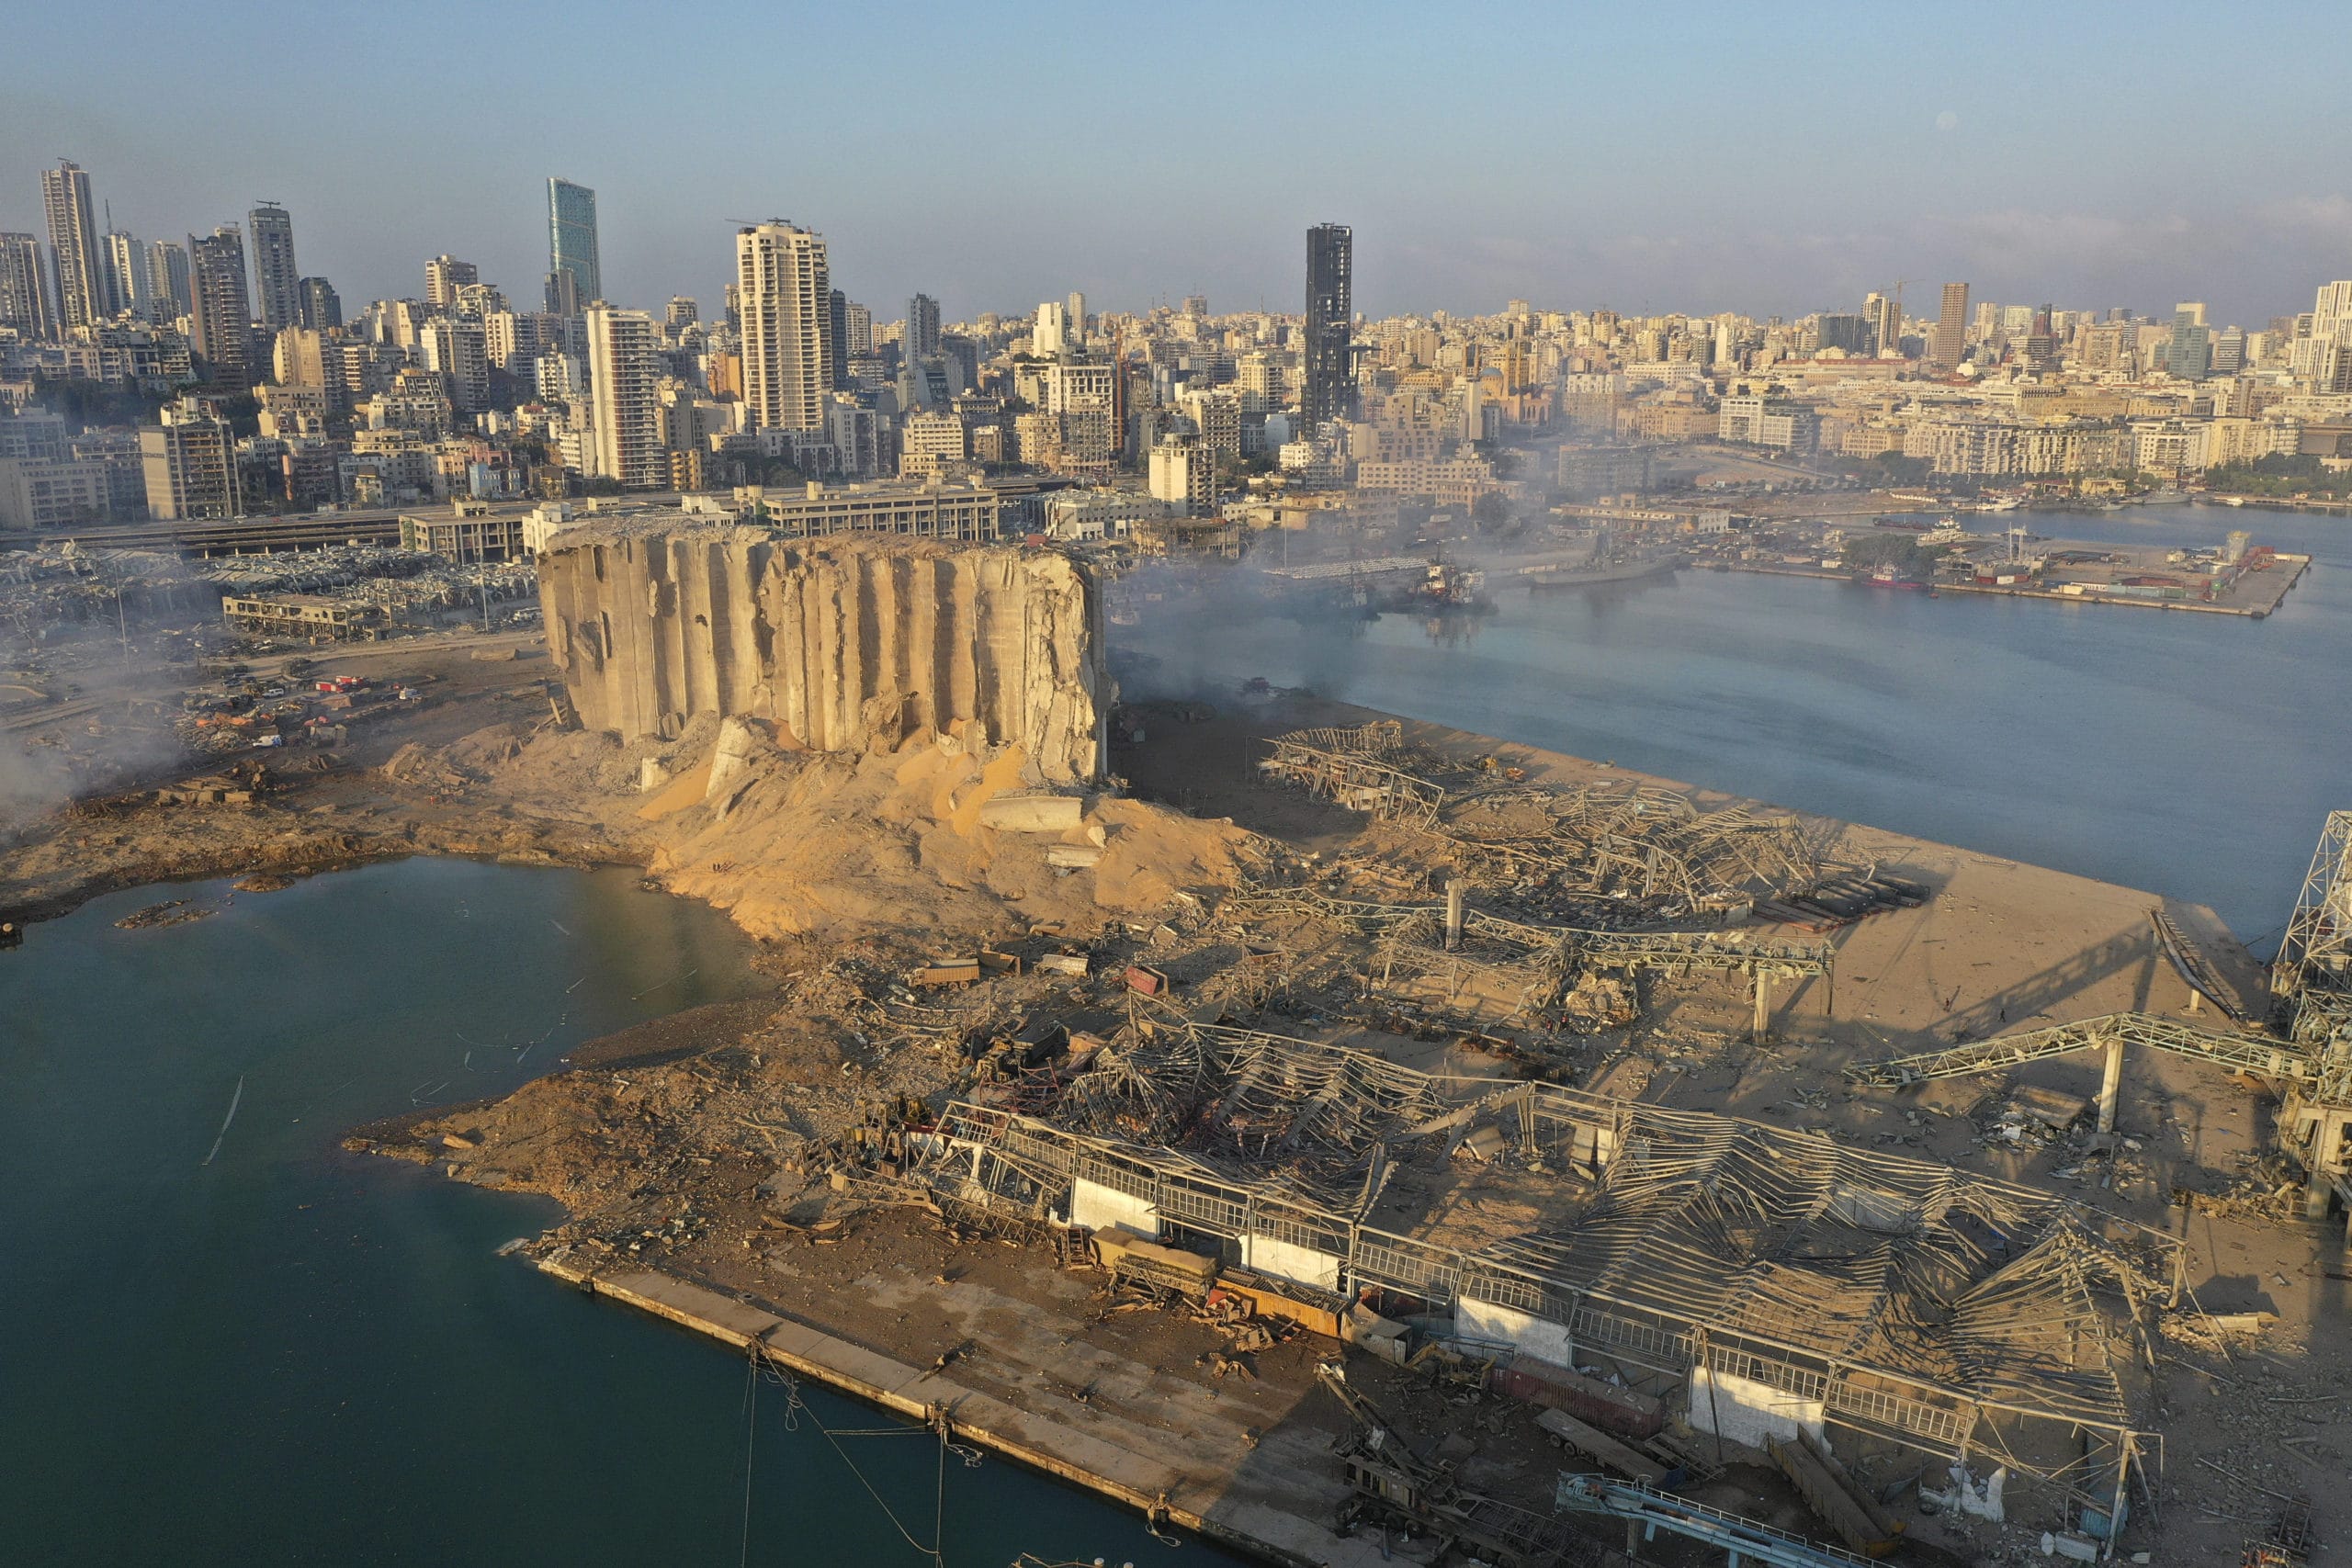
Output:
[{"xmin": 537, "ymin": 519, "xmax": 1112, "ymax": 784}]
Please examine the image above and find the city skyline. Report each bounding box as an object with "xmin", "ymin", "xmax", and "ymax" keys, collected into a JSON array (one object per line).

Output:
[{"xmin": 3, "ymin": 1, "xmax": 2347, "ymax": 326}]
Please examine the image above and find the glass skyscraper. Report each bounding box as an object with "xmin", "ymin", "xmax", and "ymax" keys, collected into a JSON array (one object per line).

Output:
[
  {"xmin": 1303, "ymin": 222, "xmax": 1354, "ymax": 430},
  {"xmin": 547, "ymin": 177, "xmax": 601, "ymax": 313}
]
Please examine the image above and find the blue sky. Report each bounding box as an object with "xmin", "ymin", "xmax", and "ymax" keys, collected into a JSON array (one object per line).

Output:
[{"xmin": 4, "ymin": 0, "xmax": 2346, "ymax": 327}]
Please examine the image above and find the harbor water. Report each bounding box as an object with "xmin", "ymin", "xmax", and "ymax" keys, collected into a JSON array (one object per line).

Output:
[
  {"xmin": 0, "ymin": 859, "xmax": 1239, "ymax": 1566},
  {"xmin": 1132, "ymin": 502, "xmax": 2351, "ymax": 941}
]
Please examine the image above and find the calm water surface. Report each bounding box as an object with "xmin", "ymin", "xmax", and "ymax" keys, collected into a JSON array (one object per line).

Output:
[
  {"xmin": 1132, "ymin": 502, "xmax": 2350, "ymax": 940},
  {"xmin": 1, "ymin": 859, "xmax": 1237, "ymax": 1565}
]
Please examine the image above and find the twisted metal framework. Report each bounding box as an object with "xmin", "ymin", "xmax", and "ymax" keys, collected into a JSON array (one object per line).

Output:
[
  {"xmin": 1234, "ymin": 884, "xmax": 1832, "ymax": 1021},
  {"xmin": 2274, "ymin": 811, "xmax": 2352, "ymax": 1050},
  {"xmin": 1844, "ymin": 813, "xmax": 2352, "ymax": 1204},
  {"xmin": 1260, "ymin": 731, "xmax": 1448, "ymax": 828},
  {"xmin": 1843, "ymin": 1011, "xmax": 2317, "ymax": 1089},
  {"xmin": 1256, "ymin": 727, "xmax": 1828, "ymax": 908},
  {"xmin": 2266, "ymin": 813, "xmax": 2352, "ymax": 1194},
  {"xmin": 913, "ymin": 1027, "xmax": 2180, "ymax": 1505}
]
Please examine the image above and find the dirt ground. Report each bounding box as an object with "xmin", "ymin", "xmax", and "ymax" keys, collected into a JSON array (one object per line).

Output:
[{"xmin": 7, "ymin": 634, "xmax": 2347, "ymax": 1568}]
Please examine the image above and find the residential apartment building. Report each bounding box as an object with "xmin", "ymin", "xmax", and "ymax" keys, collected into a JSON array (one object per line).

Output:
[
  {"xmin": 585, "ymin": 304, "xmax": 663, "ymax": 489},
  {"xmin": 140, "ymin": 400, "xmax": 243, "ymax": 519},
  {"xmin": 41, "ymin": 161, "xmax": 104, "ymax": 332},
  {"xmin": 188, "ymin": 225, "xmax": 254, "ymax": 386},
  {"xmin": 248, "ymin": 202, "xmax": 300, "ymax": 331},
  {"xmin": 0, "ymin": 233, "xmax": 51, "ymax": 340},
  {"xmin": 1148, "ymin": 434, "xmax": 1215, "ymax": 516},
  {"xmin": 1717, "ymin": 392, "xmax": 1818, "ymax": 452},
  {"xmin": 736, "ymin": 222, "xmax": 831, "ymax": 432}
]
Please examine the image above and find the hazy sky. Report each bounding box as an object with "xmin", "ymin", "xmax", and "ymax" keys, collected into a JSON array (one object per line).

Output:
[{"xmin": 5, "ymin": 1, "xmax": 2347, "ymax": 328}]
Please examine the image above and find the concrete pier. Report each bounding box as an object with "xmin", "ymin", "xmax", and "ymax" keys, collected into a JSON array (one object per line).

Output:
[{"xmin": 537, "ymin": 1257, "xmax": 1395, "ymax": 1567}]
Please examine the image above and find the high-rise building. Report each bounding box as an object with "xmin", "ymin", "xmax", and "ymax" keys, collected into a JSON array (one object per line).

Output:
[
  {"xmin": 2211, "ymin": 325, "xmax": 2246, "ymax": 377},
  {"xmin": 1148, "ymin": 433, "xmax": 1214, "ymax": 515},
  {"xmin": 188, "ymin": 226, "xmax": 254, "ymax": 386},
  {"xmin": 547, "ymin": 178, "xmax": 601, "ymax": 312},
  {"xmin": 544, "ymin": 268, "xmax": 581, "ymax": 318},
  {"xmin": 272, "ymin": 325, "xmax": 334, "ymax": 389},
  {"xmin": 0, "ymin": 232, "xmax": 53, "ymax": 340},
  {"xmin": 247, "ymin": 202, "xmax": 300, "ymax": 332},
  {"xmin": 102, "ymin": 231, "xmax": 145, "ymax": 319},
  {"xmin": 1930, "ymin": 282, "xmax": 1970, "ymax": 369},
  {"xmin": 446, "ymin": 284, "xmax": 501, "ymax": 323},
  {"xmin": 41, "ymin": 160, "xmax": 105, "ymax": 332},
  {"xmin": 827, "ymin": 288, "xmax": 847, "ymax": 388},
  {"xmin": 1303, "ymin": 223, "xmax": 1354, "ymax": 430},
  {"xmin": 736, "ymin": 223, "xmax": 831, "ymax": 432},
  {"xmin": 1066, "ymin": 291, "xmax": 1086, "ymax": 336},
  {"xmin": 2020, "ymin": 305, "xmax": 2061, "ymax": 374},
  {"xmin": 2291, "ymin": 282, "xmax": 2352, "ymax": 386},
  {"xmin": 1861, "ymin": 291, "xmax": 1898, "ymax": 357},
  {"xmin": 146, "ymin": 240, "xmax": 191, "ymax": 321},
  {"xmin": 425, "ymin": 255, "xmax": 479, "ymax": 310},
  {"xmin": 140, "ymin": 399, "xmax": 243, "ymax": 519},
  {"xmin": 906, "ymin": 292, "xmax": 941, "ymax": 361},
  {"xmin": 297, "ymin": 276, "xmax": 341, "ymax": 332},
  {"xmin": 1973, "ymin": 299, "xmax": 2002, "ymax": 348},
  {"xmin": 585, "ymin": 303, "xmax": 662, "ymax": 488},
  {"xmin": 1034, "ymin": 300, "xmax": 1068, "ymax": 357},
  {"xmin": 2165, "ymin": 302, "xmax": 2211, "ymax": 381},
  {"xmin": 421, "ymin": 317, "xmax": 491, "ymax": 412},
  {"xmin": 844, "ymin": 300, "xmax": 873, "ymax": 356},
  {"xmin": 666, "ymin": 296, "xmax": 699, "ymax": 331}
]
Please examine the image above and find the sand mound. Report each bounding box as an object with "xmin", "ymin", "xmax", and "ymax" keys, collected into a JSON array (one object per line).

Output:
[{"xmin": 480, "ymin": 721, "xmax": 1259, "ymax": 946}]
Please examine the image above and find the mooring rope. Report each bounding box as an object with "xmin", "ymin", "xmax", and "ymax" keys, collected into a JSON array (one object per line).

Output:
[{"xmin": 747, "ymin": 1346, "xmax": 947, "ymax": 1565}]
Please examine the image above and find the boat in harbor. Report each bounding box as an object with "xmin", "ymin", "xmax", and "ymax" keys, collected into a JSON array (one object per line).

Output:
[{"xmin": 1521, "ymin": 554, "xmax": 1683, "ymax": 590}]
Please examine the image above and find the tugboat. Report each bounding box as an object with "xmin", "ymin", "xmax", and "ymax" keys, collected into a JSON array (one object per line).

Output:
[{"xmin": 1386, "ymin": 557, "xmax": 1491, "ymax": 615}]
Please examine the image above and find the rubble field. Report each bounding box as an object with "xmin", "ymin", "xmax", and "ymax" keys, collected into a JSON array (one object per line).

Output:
[{"xmin": 6, "ymin": 645, "xmax": 2347, "ymax": 1568}]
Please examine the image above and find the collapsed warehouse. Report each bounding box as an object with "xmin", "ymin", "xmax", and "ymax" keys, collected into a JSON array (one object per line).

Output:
[{"xmin": 857, "ymin": 1017, "xmax": 2178, "ymax": 1543}]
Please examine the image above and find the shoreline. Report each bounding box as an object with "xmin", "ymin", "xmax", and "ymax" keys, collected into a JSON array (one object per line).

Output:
[
  {"xmin": 1726, "ymin": 555, "xmax": 2310, "ymax": 618},
  {"xmin": 12, "ymin": 652, "xmax": 2321, "ymax": 1565}
]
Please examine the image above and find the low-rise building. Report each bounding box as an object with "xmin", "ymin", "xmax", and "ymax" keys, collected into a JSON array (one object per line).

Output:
[
  {"xmin": 1555, "ymin": 444, "xmax": 1654, "ymax": 496},
  {"xmin": 221, "ymin": 592, "xmax": 385, "ymax": 640},
  {"xmin": 1717, "ymin": 392, "xmax": 1818, "ymax": 452},
  {"xmin": 400, "ymin": 502, "xmax": 531, "ymax": 562},
  {"xmin": 0, "ymin": 457, "xmax": 112, "ymax": 529},
  {"xmin": 1042, "ymin": 488, "xmax": 1167, "ymax": 541},
  {"xmin": 732, "ymin": 476, "xmax": 1003, "ymax": 541}
]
